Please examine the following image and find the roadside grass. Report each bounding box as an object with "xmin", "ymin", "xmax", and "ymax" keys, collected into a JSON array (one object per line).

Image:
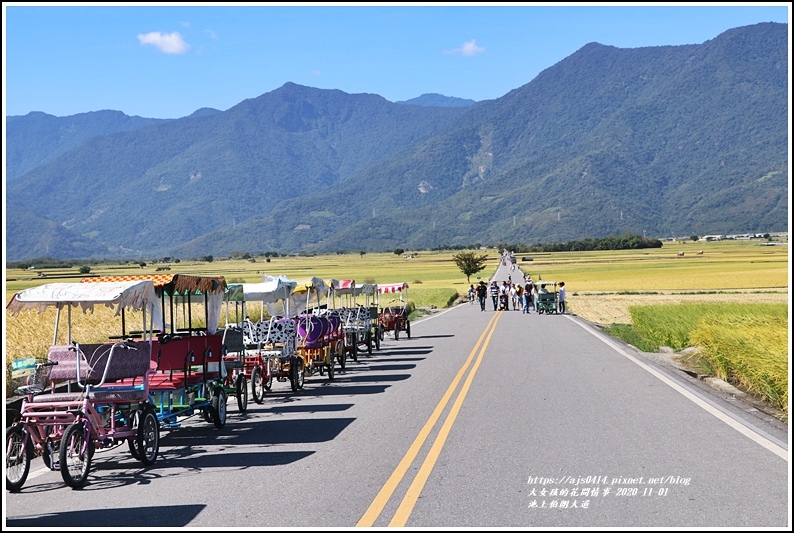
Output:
[{"xmin": 604, "ymin": 303, "xmax": 788, "ymax": 415}]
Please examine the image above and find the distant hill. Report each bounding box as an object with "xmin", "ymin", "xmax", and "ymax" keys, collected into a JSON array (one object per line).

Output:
[
  {"xmin": 5, "ymin": 22, "xmax": 787, "ymax": 261},
  {"xmin": 6, "ymin": 110, "xmax": 167, "ymax": 182},
  {"xmin": 396, "ymin": 93, "xmax": 477, "ymax": 107},
  {"xmin": 187, "ymin": 107, "xmax": 223, "ymax": 118}
]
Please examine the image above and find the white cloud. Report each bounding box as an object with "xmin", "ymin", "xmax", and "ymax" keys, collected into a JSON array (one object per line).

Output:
[
  {"xmin": 204, "ymin": 28, "xmax": 218, "ymax": 40},
  {"xmin": 444, "ymin": 39, "xmax": 485, "ymax": 57},
  {"xmin": 137, "ymin": 31, "xmax": 191, "ymax": 54}
]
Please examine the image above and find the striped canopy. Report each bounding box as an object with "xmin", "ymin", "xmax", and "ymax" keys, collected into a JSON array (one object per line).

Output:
[
  {"xmin": 378, "ymin": 282, "xmax": 409, "ymax": 294},
  {"xmin": 82, "ymin": 273, "xmax": 226, "ymax": 296}
]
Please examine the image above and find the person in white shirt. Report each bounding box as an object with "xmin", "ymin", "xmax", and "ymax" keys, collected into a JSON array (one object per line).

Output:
[{"xmin": 558, "ymin": 281, "xmax": 567, "ymax": 314}]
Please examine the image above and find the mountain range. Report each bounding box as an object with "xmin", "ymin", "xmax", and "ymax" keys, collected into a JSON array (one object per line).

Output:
[{"xmin": 4, "ymin": 22, "xmax": 788, "ymax": 262}]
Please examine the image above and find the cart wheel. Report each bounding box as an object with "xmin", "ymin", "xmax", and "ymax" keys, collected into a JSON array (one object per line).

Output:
[
  {"xmin": 251, "ymin": 365, "xmax": 264, "ymax": 404},
  {"xmin": 351, "ymin": 341, "xmax": 358, "ymax": 362},
  {"xmin": 338, "ymin": 348, "xmax": 346, "ymax": 371},
  {"xmin": 127, "ymin": 410, "xmax": 143, "ymax": 461},
  {"xmin": 132, "ymin": 405, "xmax": 159, "ymax": 466},
  {"xmin": 395, "ymin": 327, "xmax": 400, "ymax": 341},
  {"xmin": 406, "ymin": 321, "xmax": 411, "ymax": 339},
  {"xmin": 295, "ymin": 357, "xmax": 306, "ymax": 390},
  {"xmin": 366, "ymin": 332, "xmax": 373, "ymax": 354},
  {"xmin": 210, "ymin": 388, "xmax": 227, "ymax": 428},
  {"xmin": 264, "ymin": 360, "xmax": 274, "ymax": 391},
  {"xmin": 59, "ymin": 422, "xmax": 93, "ymax": 489},
  {"xmin": 375, "ymin": 328, "xmax": 381, "ymax": 350},
  {"xmin": 327, "ymin": 359, "xmax": 335, "ymax": 381},
  {"xmin": 290, "ymin": 357, "xmax": 304, "ymax": 392},
  {"xmin": 6, "ymin": 425, "xmax": 32, "ymax": 492},
  {"xmin": 235, "ymin": 374, "xmax": 248, "ymax": 413}
]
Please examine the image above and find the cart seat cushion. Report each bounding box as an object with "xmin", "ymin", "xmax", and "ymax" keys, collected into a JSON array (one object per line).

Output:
[
  {"xmin": 244, "ymin": 318, "xmax": 296, "ymax": 345},
  {"xmin": 297, "ymin": 315, "xmax": 327, "ymax": 343},
  {"xmin": 78, "ymin": 342, "xmax": 152, "ymax": 382},
  {"xmin": 89, "ymin": 389, "xmax": 148, "ymax": 402},
  {"xmin": 31, "ymin": 391, "xmax": 85, "ymax": 403},
  {"xmin": 47, "ymin": 345, "xmax": 90, "ymax": 383},
  {"xmin": 220, "ymin": 326, "xmax": 246, "ymax": 354}
]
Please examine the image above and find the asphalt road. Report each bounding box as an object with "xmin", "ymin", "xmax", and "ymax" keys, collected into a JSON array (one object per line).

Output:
[{"xmin": 5, "ymin": 264, "xmax": 789, "ymax": 528}]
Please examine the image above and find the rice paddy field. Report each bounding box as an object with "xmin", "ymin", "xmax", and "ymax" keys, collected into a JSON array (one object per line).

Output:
[{"xmin": 4, "ymin": 239, "xmax": 790, "ymax": 412}]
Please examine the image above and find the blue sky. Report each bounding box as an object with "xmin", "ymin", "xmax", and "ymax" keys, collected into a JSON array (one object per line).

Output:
[{"xmin": 3, "ymin": 3, "xmax": 791, "ymax": 119}]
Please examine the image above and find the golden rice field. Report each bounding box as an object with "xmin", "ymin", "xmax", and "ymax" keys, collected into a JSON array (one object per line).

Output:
[{"xmin": 4, "ymin": 240, "xmax": 789, "ymax": 365}]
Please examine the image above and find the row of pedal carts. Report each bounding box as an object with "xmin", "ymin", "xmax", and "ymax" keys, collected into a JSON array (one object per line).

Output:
[{"xmin": 6, "ymin": 273, "xmax": 412, "ymax": 491}]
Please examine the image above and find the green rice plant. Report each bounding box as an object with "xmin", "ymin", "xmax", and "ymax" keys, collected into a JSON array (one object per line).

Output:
[
  {"xmin": 630, "ymin": 303, "xmax": 787, "ymax": 351},
  {"xmin": 623, "ymin": 303, "xmax": 787, "ymax": 411},
  {"xmin": 410, "ymin": 287, "xmax": 459, "ymax": 309},
  {"xmin": 690, "ymin": 311, "xmax": 788, "ymax": 412},
  {"xmin": 603, "ymin": 323, "xmax": 660, "ymax": 352},
  {"xmin": 629, "ymin": 304, "xmax": 708, "ymax": 350}
]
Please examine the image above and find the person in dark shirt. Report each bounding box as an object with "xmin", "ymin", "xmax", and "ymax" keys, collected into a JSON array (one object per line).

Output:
[
  {"xmin": 476, "ymin": 281, "xmax": 488, "ymax": 311},
  {"xmin": 523, "ymin": 279, "xmax": 534, "ymax": 314}
]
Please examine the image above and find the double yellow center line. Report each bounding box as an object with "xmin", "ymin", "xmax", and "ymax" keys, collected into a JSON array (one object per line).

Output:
[{"xmin": 357, "ymin": 311, "xmax": 503, "ymax": 527}]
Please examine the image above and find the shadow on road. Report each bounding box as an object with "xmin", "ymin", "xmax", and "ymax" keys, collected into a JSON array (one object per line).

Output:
[{"xmin": 6, "ymin": 504, "xmax": 205, "ymax": 527}]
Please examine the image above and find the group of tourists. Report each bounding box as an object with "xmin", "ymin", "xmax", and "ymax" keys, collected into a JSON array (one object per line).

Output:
[{"xmin": 467, "ymin": 273, "xmax": 566, "ymax": 314}]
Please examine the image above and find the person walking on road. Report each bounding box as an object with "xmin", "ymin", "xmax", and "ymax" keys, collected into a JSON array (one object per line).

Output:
[
  {"xmin": 558, "ymin": 281, "xmax": 567, "ymax": 314},
  {"xmin": 514, "ymin": 283, "xmax": 523, "ymax": 311},
  {"xmin": 533, "ymin": 281, "xmax": 540, "ymax": 312},
  {"xmin": 468, "ymin": 284, "xmax": 475, "ymax": 304},
  {"xmin": 489, "ymin": 281, "xmax": 500, "ymax": 311},
  {"xmin": 476, "ymin": 281, "xmax": 488, "ymax": 311},
  {"xmin": 523, "ymin": 279, "xmax": 534, "ymax": 314}
]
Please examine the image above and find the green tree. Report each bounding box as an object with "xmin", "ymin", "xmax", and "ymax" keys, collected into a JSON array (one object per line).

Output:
[
  {"xmin": 78, "ymin": 265, "xmax": 91, "ymax": 274},
  {"xmin": 453, "ymin": 251, "xmax": 489, "ymax": 283},
  {"xmin": 394, "ymin": 248, "xmax": 405, "ymax": 255}
]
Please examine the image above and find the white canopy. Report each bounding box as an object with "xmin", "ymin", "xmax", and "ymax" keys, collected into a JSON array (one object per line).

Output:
[
  {"xmin": 7, "ymin": 280, "xmax": 159, "ymax": 316},
  {"xmin": 224, "ymin": 275, "xmax": 299, "ymax": 318},
  {"xmin": 7, "ymin": 280, "xmax": 161, "ymax": 345},
  {"xmin": 233, "ymin": 276, "xmax": 297, "ymax": 303}
]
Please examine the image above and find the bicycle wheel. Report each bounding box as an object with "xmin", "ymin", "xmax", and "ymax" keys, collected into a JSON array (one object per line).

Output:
[
  {"xmin": 59, "ymin": 422, "xmax": 93, "ymax": 489},
  {"xmin": 264, "ymin": 364, "xmax": 274, "ymax": 391},
  {"xmin": 6, "ymin": 425, "xmax": 32, "ymax": 492},
  {"xmin": 235, "ymin": 374, "xmax": 248, "ymax": 413},
  {"xmin": 133, "ymin": 406, "xmax": 160, "ymax": 466},
  {"xmin": 210, "ymin": 388, "xmax": 227, "ymax": 429},
  {"xmin": 128, "ymin": 410, "xmax": 142, "ymax": 461},
  {"xmin": 251, "ymin": 365, "xmax": 265, "ymax": 404}
]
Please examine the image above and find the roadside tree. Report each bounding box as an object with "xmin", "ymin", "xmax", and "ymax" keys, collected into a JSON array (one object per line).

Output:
[{"xmin": 453, "ymin": 251, "xmax": 489, "ymax": 283}]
